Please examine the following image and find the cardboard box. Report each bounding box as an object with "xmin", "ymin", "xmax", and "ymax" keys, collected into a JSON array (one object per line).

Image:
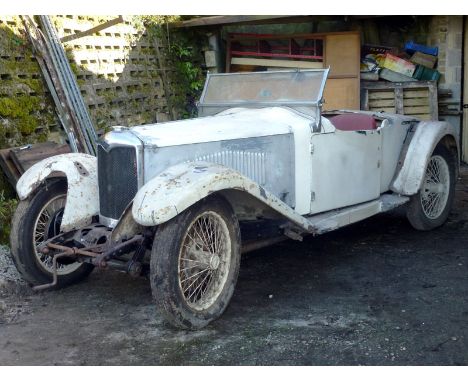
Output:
[
  {"xmin": 382, "ymin": 53, "xmax": 416, "ymax": 77},
  {"xmin": 410, "ymin": 51, "xmax": 437, "ymax": 69}
]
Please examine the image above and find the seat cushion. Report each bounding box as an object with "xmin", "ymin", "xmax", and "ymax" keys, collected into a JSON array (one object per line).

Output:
[{"xmin": 329, "ymin": 113, "xmax": 377, "ymax": 131}]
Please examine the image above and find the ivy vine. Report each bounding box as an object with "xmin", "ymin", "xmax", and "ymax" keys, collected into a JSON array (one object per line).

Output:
[{"xmin": 135, "ymin": 16, "xmax": 207, "ymax": 119}]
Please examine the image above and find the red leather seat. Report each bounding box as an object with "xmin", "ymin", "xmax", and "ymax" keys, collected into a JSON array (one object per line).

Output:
[{"xmin": 329, "ymin": 114, "xmax": 377, "ymax": 131}]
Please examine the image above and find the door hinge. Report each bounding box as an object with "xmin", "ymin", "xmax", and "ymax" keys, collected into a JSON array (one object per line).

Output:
[
  {"xmin": 311, "ymin": 191, "xmax": 315, "ymax": 202},
  {"xmin": 310, "ymin": 143, "xmax": 315, "ymax": 154}
]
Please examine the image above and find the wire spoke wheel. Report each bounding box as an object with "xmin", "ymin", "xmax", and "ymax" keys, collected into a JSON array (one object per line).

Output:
[
  {"xmin": 178, "ymin": 211, "xmax": 232, "ymax": 311},
  {"xmin": 151, "ymin": 196, "xmax": 241, "ymax": 329},
  {"xmin": 420, "ymin": 155, "xmax": 450, "ymax": 220},
  {"xmin": 33, "ymin": 194, "xmax": 81, "ymax": 275}
]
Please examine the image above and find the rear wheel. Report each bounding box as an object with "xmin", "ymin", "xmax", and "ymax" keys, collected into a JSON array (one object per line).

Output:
[
  {"xmin": 150, "ymin": 196, "xmax": 241, "ymax": 329},
  {"xmin": 406, "ymin": 145, "xmax": 456, "ymax": 230},
  {"xmin": 10, "ymin": 179, "xmax": 94, "ymax": 287}
]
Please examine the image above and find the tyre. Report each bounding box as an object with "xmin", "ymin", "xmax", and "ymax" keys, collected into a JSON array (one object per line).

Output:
[
  {"xmin": 150, "ymin": 196, "xmax": 241, "ymax": 329},
  {"xmin": 10, "ymin": 179, "xmax": 94, "ymax": 288},
  {"xmin": 406, "ymin": 144, "xmax": 456, "ymax": 231}
]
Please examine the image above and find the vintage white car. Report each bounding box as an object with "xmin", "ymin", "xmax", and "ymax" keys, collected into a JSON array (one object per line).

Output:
[{"xmin": 10, "ymin": 69, "xmax": 458, "ymax": 329}]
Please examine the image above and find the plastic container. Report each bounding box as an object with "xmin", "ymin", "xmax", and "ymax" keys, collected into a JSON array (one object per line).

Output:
[
  {"xmin": 404, "ymin": 41, "xmax": 438, "ymax": 56},
  {"xmin": 412, "ymin": 65, "xmax": 441, "ymax": 81}
]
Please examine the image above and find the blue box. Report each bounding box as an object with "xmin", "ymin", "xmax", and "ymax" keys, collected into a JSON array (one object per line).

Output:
[{"xmin": 404, "ymin": 41, "xmax": 438, "ymax": 56}]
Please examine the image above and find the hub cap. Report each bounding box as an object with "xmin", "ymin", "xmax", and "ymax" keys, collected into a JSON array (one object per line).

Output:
[
  {"xmin": 178, "ymin": 211, "xmax": 231, "ymax": 311},
  {"xmin": 420, "ymin": 155, "xmax": 450, "ymax": 220}
]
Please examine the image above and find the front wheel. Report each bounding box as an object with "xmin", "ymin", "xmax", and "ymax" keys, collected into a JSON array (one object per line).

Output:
[
  {"xmin": 150, "ymin": 196, "xmax": 241, "ymax": 329},
  {"xmin": 406, "ymin": 145, "xmax": 456, "ymax": 231},
  {"xmin": 10, "ymin": 179, "xmax": 94, "ymax": 287}
]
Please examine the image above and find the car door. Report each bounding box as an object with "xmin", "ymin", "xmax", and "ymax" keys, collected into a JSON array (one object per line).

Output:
[{"xmin": 309, "ymin": 127, "xmax": 382, "ymax": 214}]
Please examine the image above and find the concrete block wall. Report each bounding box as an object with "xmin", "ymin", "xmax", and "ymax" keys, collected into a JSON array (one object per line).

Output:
[
  {"xmin": 427, "ymin": 15, "xmax": 463, "ymax": 129},
  {"xmin": 0, "ymin": 15, "xmax": 177, "ymax": 152},
  {"xmin": 53, "ymin": 15, "xmax": 173, "ymax": 131}
]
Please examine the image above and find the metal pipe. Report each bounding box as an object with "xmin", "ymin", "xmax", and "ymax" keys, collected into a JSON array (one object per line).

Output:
[{"xmin": 39, "ymin": 16, "xmax": 97, "ymax": 155}]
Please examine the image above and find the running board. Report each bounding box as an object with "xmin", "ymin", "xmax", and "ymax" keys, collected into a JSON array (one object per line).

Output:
[{"xmin": 305, "ymin": 194, "xmax": 409, "ymax": 235}]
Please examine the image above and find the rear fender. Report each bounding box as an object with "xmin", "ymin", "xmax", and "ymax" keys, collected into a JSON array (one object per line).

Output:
[
  {"xmin": 390, "ymin": 121, "xmax": 459, "ymax": 195},
  {"xmin": 16, "ymin": 153, "xmax": 98, "ymax": 231},
  {"xmin": 132, "ymin": 161, "xmax": 314, "ymax": 232}
]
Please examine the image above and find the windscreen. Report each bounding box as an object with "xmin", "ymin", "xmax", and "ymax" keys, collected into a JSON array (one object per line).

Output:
[{"xmin": 200, "ymin": 69, "xmax": 328, "ymax": 105}]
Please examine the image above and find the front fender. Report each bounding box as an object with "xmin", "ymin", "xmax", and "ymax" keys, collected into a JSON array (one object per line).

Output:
[
  {"xmin": 132, "ymin": 161, "xmax": 313, "ymax": 231},
  {"xmin": 16, "ymin": 153, "xmax": 98, "ymax": 231},
  {"xmin": 390, "ymin": 121, "xmax": 459, "ymax": 196}
]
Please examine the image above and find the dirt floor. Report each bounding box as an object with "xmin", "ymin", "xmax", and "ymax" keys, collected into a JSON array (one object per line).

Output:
[{"xmin": 0, "ymin": 168, "xmax": 467, "ymax": 365}]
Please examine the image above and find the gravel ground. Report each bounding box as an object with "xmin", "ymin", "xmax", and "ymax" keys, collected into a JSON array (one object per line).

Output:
[
  {"xmin": 0, "ymin": 167, "xmax": 467, "ymax": 365},
  {"xmin": 0, "ymin": 245, "xmax": 30, "ymax": 323}
]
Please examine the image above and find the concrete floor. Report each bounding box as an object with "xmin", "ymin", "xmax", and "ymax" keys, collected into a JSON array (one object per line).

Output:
[{"xmin": 0, "ymin": 167, "xmax": 467, "ymax": 365}]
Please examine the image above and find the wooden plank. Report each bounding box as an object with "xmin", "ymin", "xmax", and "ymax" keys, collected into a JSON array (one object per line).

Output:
[
  {"xmin": 10, "ymin": 142, "xmax": 71, "ymax": 173},
  {"xmin": 361, "ymin": 88, "xmax": 369, "ymax": 111},
  {"xmin": 323, "ymin": 77, "xmax": 360, "ymax": 110},
  {"xmin": 61, "ymin": 16, "xmax": 124, "ymax": 43},
  {"xmin": 394, "ymin": 87, "xmax": 404, "ymax": 114},
  {"xmin": 368, "ymin": 91, "xmax": 395, "ymax": 100},
  {"xmin": 361, "ymin": 80, "xmax": 435, "ymax": 89},
  {"xmin": 403, "ymin": 89, "xmax": 430, "ymax": 98},
  {"xmin": 410, "ymin": 114, "xmax": 432, "ymax": 120},
  {"xmin": 368, "ymin": 99, "xmax": 396, "ymax": 107},
  {"xmin": 428, "ymin": 83, "xmax": 438, "ymax": 120},
  {"xmin": 404, "ymin": 105, "xmax": 431, "ymax": 114},
  {"xmin": 402, "ymin": 98, "xmax": 430, "ymax": 106},
  {"xmin": 324, "ymin": 33, "xmax": 360, "ymax": 77},
  {"xmin": 0, "ymin": 148, "xmax": 21, "ymax": 186},
  {"xmin": 368, "ymin": 107, "xmax": 396, "ymax": 113},
  {"xmin": 173, "ymin": 15, "xmax": 290, "ymax": 28},
  {"xmin": 231, "ymin": 57, "xmax": 323, "ymax": 69}
]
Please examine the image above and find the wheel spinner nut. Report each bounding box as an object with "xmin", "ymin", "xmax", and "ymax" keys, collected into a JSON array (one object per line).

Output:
[{"xmin": 209, "ymin": 255, "xmax": 220, "ymax": 270}]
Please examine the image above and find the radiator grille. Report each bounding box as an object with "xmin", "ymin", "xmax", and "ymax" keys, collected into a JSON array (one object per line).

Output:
[
  {"xmin": 98, "ymin": 143, "xmax": 138, "ymax": 220},
  {"xmin": 196, "ymin": 151, "xmax": 266, "ymax": 185}
]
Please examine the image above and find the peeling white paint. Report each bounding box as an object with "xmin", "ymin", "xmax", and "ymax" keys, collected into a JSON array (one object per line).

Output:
[
  {"xmin": 131, "ymin": 161, "xmax": 314, "ymax": 231},
  {"xmin": 16, "ymin": 153, "xmax": 99, "ymax": 232},
  {"xmin": 391, "ymin": 121, "xmax": 459, "ymax": 195}
]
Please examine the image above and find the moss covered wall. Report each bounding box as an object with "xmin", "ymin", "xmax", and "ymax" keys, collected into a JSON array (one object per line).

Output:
[{"xmin": 0, "ymin": 16, "xmax": 58, "ymax": 151}]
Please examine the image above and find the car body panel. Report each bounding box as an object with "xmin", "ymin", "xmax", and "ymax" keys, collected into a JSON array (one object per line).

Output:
[
  {"xmin": 391, "ymin": 120, "xmax": 459, "ymax": 195},
  {"xmin": 16, "ymin": 153, "xmax": 98, "ymax": 232},
  {"xmin": 131, "ymin": 161, "xmax": 314, "ymax": 231},
  {"xmin": 309, "ymin": 127, "xmax": 382, "ymax": 214}
]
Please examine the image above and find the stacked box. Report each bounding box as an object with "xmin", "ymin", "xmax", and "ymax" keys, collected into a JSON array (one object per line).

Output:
[
  {"xmin": 410, "ymin": 51, "xmax": 437, "ymax": 69},
  {"xmin": 404, "ymin": 41, "xmax": 438, "ymax": 56},
  {"xmin": 382, "ymin": 54, "xmax": 416, "ymax": 77},
  {"xmin": 379, "ymin": 68, "xmax": 415, "ymax": 82},
  {"xmin": 412, "ymin": 65, "xmax": 441, "ymax": 81}
]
